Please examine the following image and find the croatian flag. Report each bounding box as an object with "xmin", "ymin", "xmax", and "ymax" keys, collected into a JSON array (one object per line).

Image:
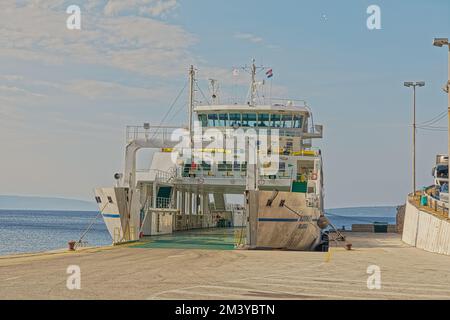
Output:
[{"xmin": 266, "ymin": 68, "xmax": 273, "ymax": 78}]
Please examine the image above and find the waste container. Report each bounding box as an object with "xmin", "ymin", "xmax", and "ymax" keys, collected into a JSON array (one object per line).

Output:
[
  {"xmin": 373, "ymin": 222, "xmax": 388, "ymax": 233},
  {"xmin": 420, "ymin": 194, "xmax": 428, "ymax": 206}
]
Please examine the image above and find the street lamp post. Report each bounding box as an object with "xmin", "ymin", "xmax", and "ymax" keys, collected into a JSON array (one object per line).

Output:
[
  {"xmin": 404, "ymin": 81, "xmax": 425, "ymax": 195},
  {"xmin": 433, "ymin": 38, "xmax": 450, "ymax": 205}
]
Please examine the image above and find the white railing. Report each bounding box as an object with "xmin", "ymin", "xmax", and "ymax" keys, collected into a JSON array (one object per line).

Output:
[
  {"xmin": 269, "ymin": 98, "xmax": 307, "ymax": 108},
  {"xmin": 155, "ymin": 197, "xmax": 173, "ymax": 209},
  {"xmin": 153, "ymin": 169, "xmax": 175, "ymax": 183},
  {"xmin": 125, "ymin": 123, "xmax": 321, "ymax": 143},
  {"xmin": 126, "ymin": 125, "xmax": 183, "ymax": 143},
  {"xmin": 178, "ymin": 167, "xmax": 293, "ymax": 180}
]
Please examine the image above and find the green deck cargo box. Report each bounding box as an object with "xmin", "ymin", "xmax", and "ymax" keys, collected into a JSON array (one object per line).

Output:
[{"xmin": 291, "ymin": 181, "xmax": 308, "ymax": 193}]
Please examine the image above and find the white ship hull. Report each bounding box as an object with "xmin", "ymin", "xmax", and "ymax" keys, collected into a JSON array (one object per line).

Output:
[
  {"xmin": 247, "ymin": 190, "xmax": 322, "ymax": 250},
  {"xmin": 94, "ymin": 187, "xmax": 141, "ymax": 244}
]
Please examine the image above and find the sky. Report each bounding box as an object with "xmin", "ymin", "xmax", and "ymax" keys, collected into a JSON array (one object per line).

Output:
[{"xmin": 0, "ymin": 0, "xmax": 449, "ymax": 208}]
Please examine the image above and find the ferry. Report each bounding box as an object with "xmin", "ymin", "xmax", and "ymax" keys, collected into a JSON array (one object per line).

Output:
[{"xmin": 94, "ymin": 60, "xmax": 328, "ymax": 250}]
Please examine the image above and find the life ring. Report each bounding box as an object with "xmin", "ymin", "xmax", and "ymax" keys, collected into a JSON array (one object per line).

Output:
[{"xmin": 311, "ymin": 173, "xmax": 317, "ymax": 180}]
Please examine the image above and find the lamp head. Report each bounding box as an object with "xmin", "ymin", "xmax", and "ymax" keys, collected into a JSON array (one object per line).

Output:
[
  {"xmin": 404, "ymin": 81, "xmax": 425, "ymax": 88},
  {"xmin": 433, "ymin": 38, "xmax": 449, "ymax": 47}
]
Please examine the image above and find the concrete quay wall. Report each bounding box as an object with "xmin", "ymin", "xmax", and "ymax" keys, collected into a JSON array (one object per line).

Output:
[{"xmin": 402, "ymin": 200, "xmax": 450, "ymax": 255}]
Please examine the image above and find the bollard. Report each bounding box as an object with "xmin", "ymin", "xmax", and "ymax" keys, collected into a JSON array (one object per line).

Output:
[
  {"xmin": 345, "ymin": 243, "xmax": 352, "ymax": 251},
  {"xmin": 68, "ymin": 240, "xmax": 76, "ymax": 251}
]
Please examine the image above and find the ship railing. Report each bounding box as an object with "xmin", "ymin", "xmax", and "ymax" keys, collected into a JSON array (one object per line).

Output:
[
  {"xmin": 135, "ymin": 168, "xmax": 176, "ymax": 183},
  {"xmin": 126, "ymin": 124, "xmax": 321, "ymax": 144},
  {"xmin": 177, "ymin": 168, "xmax": 294, "ymax": 181},
  {"xmin": 155, "ymin": 197, "xmax": 173, "ymax": 209},
  {"xmin": 152, "ymin": 169, "xmax": 175, "ymax": 183},
  {"xmin": 126, "ymin": 125, "xmax": 185, "ymax": 143},
  {"xmin": 269, "ymin": 98, "xmax": 307, "ymax": 108}
]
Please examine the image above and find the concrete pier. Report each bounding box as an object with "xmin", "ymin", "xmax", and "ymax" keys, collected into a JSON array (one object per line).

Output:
[
  {"xmin": 403, "ymin": 195, "xmax": 450, "ymax": 255},
  {"xmin": 0, "ymin": 231, "xmax": 449, "ymax": 299}
]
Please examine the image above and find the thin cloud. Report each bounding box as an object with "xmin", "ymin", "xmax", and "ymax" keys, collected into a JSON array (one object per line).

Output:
[
  {"xmin": 66, "ymin": 79, "xmax": 172, "ymax": 101},
  {"xmin": 234, "ymin": 32, "xmax": 281, "ymax": 50},
  {"xmin": 104, "ymin": 0, "xmax": 179, "ymax": 18},
  {"xmin": 0, "ymin": 2, "xmax": 194, "ymax": 77},
  {"xmin": 234, "ymin": 32, "xmax": 264, "ymax": 43}
]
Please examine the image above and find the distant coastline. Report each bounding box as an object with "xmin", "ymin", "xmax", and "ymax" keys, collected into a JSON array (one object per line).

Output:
[
  {"xmin": 0, "ymin": 195, "xmax": 97, "ymax": 211},
  {"xmin": 0, "ymin": 195, "xmax": 398, "ymax": 215},
  {"xmin": 326, "ymin": 206, "xmax": 397, "ymax": 217}
]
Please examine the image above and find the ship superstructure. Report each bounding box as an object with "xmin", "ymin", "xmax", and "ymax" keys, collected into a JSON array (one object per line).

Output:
[{"xmin": 94, "ymin": 61, "xmax": 327, "ymax": 250}]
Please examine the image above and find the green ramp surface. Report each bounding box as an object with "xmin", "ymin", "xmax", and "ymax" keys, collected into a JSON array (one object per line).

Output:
[{"xmin": 131, "ymin": 228, "xmax": 245, "ymax": 250}]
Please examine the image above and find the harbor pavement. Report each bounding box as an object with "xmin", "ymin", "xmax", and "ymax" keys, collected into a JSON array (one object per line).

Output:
[{"xmin": 0, "ymin": 232, "xmax": 449, "ymax": 299}]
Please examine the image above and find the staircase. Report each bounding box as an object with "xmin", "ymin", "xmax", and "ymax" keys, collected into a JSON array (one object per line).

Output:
[
  {"xmin": 213, "ymin": 193, "xmax": 226, "ymax": 211},
  {"xmin": 156, "ymin": 186, "xmax": 173, "ymax": 208}
]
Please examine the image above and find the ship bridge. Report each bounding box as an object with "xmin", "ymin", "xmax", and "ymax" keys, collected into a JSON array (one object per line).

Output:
[{"xmin": 193, "ymin": 102, "xmax": 323, "ymax": 141}]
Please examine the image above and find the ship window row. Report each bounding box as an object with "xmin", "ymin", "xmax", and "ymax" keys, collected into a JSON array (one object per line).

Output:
[
  {"xmin": 198, "ymin": 113, "xmax": 304, "ymax": 128},
  {"xmin": 95, "ymin": 196, "xmax": 113, "ymax": 204}
]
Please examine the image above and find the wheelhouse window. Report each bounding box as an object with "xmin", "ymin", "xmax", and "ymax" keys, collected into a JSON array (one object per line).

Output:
[
  {"xmin": 271, "ymin": 114, "xmax": 281, "ymax": 127},
  {"xmin": 229, "ymin": 113, "xmax": 241, "ymax": 127},
  {"xmin": 281, "ymin": 114, "xmax": 293, "ymax": 128},
  {"xmin": 258, "ymin": 114, "xmax": 270, "ymax": 127},
  {"xmin": 218, "ymin": 113, "xmax": 228, "ymax": 127},
  {"xmin": 198, "ymin": 114, "xmax": 208, "ymax": 127},
  {"xmin": 242, "ymin": 113, "xmax": 257, "ymax": 127},
  {"xmin": 95, "ymin": 196, "xmax": 102, "ymax": 204},
  {"xmin": 207, "ymin": 114, "xmax": 218, "ymax": 127},
  {"xmin": 293, "ymin": 115, "xmax": 303, "ymax": 128},
  {"xmin": 107, "ymin": 196, "xmax": 113, "ymax": 204}
]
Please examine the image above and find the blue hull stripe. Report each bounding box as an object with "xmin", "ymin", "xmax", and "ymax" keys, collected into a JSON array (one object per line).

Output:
[{"xmin": 102, "ymin": 213, "xmax": 120, "ymax": 218}]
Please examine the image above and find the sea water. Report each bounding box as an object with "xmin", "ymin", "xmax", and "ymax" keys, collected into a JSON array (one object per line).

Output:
[
  {"xmin": 325, "ymin": 206, "xmax": 397, "ymax": 231},
  {"xmin": 0, "ymin": 210, "xmax": 111, "ymax": 255},
  {"xmin": 0, "ymin": 206, "xmax": 397, "ymax": 255}
]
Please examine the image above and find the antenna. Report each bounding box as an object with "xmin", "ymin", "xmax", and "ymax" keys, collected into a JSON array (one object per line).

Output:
[
  {"xmin": 240, "ymin": 59, "xmax": 267, "ymax": 107},
  {"xmin": 209, "ymin": 79, "xmax": 219, "ymax": 104},
  {"xmin": 250, "ymin": 59, "xmax": 257, "ymax": 106},
  {"xmin": 188, "ymin": 65, "xmax": 195, "ymax": 143}
]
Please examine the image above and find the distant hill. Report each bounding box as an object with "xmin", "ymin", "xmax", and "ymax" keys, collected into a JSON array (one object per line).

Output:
[
  {"xmin": 326, "ymin": 206, "xmax": 397, "ymax": 217},
  {"xmin": 0, "ymin": 195, "xmax": 98, "ymax": 211}
]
